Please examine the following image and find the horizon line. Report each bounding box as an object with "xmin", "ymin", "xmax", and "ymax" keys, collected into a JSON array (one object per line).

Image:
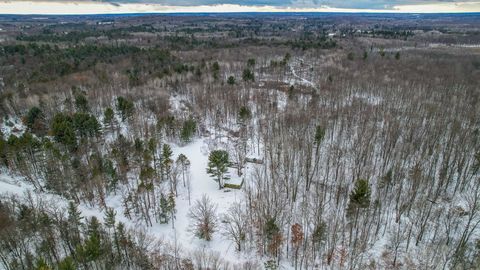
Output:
[
  {"xmin": 1, "ymin": 11, "xmax": 480, "ymax": 16},
  {"xmin": 0, "ymin": 1, "xmax": 479, "ymax": 15}
]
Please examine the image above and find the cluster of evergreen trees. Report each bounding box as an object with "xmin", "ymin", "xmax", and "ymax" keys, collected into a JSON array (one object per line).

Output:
[
  {"xmin": 0, "ymin": 195, "xmax": 162, "ymax": 270},
  {"xmin": 0, "ymin": 43, "xmax": 176, "ymax": 84}
]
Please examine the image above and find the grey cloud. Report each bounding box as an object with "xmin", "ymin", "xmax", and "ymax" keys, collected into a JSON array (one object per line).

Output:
[
  {"xmin": 293, "ymin": 0, "xmax": 479, "ymax": 9},
  {"xmin": 107, "ymin": 0, "xmax": 294, "ymax": 6},
  {"xmin": 16, "ymin": 0, "xmax": 480, "ymax": 10}
]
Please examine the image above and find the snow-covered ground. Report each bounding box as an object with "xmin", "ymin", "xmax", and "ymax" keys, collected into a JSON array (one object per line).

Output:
[
  {"xmin": 0, "ymin": 172, "xmax": 30, "ymax": 196},
  {"xmin": 344, "ymin": 92, "xmax": 383, "ymax": 107},
  {"xmin": 148, "ymin": 138, "xmax": 255, "ymax": 264},
  {"xmin": 286, "ymin": 59, "xmax": 319, "ymax": 92},
  {"xmin": 0, "ymin": 116, "xmax": 25, "ymax": 138},
  {"xmin": 0, "ymin": 136, "xmax": 263, "ymax": 267}
]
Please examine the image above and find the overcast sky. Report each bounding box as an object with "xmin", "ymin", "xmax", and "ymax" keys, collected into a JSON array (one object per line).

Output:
[{"xmin": 0, "ymin": 0, "xmax": 479, "ymax": 14}]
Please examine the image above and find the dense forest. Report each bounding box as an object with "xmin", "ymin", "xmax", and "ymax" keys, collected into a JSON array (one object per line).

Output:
[{"xmin": 0, "ymin": 13, "xmax": 479, "ymax": 270}]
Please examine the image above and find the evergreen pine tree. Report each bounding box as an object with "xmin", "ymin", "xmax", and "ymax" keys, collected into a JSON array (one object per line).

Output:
[
  {"xmin": 161, "ymin": 144, "xmax": 173, "ymax": 183},
  {"xmin": 67, "ymin": 201, "xmax": 83, "ymax": 243},
  {"xmin": 116, "ymin": 96, "xmax": 134, "ymax": 122},
  {"xmin": 207, "ymin": 150, "xmax": 230, "ymax": 189},
  {"xmin": 74, "ymin": 92, "xmax": 89, "ymax": 112},
  {"xmin": 58, "ymin": 257, "xmax": 75, "ymax": 270},
  {"xmin": 176, "ymin": 154, "xmax": 190, "ymax": 187},
  {"xmin": 347, "ymin": 179, "xmax": 371, "ymax": 218},
  {"xmin": 238, "ymin": 106, "xmax": 251, "ymax": 125},
  {"xmin": 84, "ymin": 217, "xmax": 102, "ymax": 262},
  {"xmin": 35, "ymin": 258, "xmax": 51, "ymax": 270},
  {"xmin": 24, "ymin": 106, "xmax": 47, "ymax": 136},
  {"xmin": 104, "ymin": 207, "xmax": 116, "ymax": 231},
  {"xmin": 103, "ymin": 107, "xmax": 114, "ymax": 128},
  {"xmin": 227, "ymin": 76, "xmax": 235, "ymax": 85},
  {"xmin": 180, "ymin": 117, "xmax": 196, "ymax": 143},
  {"xmin": 242, "ymin": 68, "xmax": 254, "ymax": 82},
  {"xmin": 159, "ymin": 193, "xmax": 170, "ymax": 224},
  {"xmin": 51, "ymin": 113, "xmax": 77, "ymax": 150}
]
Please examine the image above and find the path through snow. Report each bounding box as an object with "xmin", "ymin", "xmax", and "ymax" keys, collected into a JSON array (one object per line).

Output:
[{"xmin": 288, "ymin": 58, "xmax": 319, "ymax": 92}]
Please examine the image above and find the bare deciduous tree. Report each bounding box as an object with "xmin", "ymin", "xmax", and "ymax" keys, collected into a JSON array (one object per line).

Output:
[
  {"xmin": 189, "ymin": 195, "xmax": 218, "ymax": 241},
  {"xmin": 222, "ymin": 202, "xmax": 247, "ymax": 251}
]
